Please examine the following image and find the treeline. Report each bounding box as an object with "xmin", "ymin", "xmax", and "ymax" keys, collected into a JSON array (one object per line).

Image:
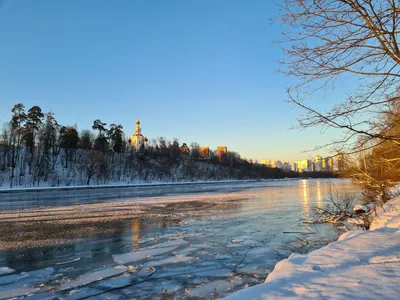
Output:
[{"xmin": 0, "ymin": 103, "xmax": 332, "ymax": 188}]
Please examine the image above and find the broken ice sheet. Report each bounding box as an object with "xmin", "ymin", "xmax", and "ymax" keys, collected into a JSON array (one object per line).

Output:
[
  {"xmin": 155, "ymin": 279, "xmax": 183, "ymax": 293},
  {"xmin": 136, "ymin": 266, "xmax": 156, "ymax": 277},
  {"xmin": 188, "ymin": 279, "xmax": 242, "ymax": 297},
  {"xmin": 145, "ymin": 255, "xmax": 195, "ymax": 267},
  {"xmin": 215, "ymin": 254, "xmax": 233, "ymax": 260},
  {"xmin": 28, "ymin": 267, "xmax": 55, "ymax": 278},
  {"xmin": 147, "ymin": 239, "xmax": 189, "ymax": 249},
  {"xmin": 0, "ymin": 268, "xmax": 55, "ymax": 291},
  {"xmin": 0, "ymin": 267, "xmax": 14, "ymax": 276},
  {"xmin": 25, "ymin": 291, "xmax": 63, "ymax": 300},
  {"xmin": 0, "ymin": 272, "xmax": 29, "ymax": 285},
  {"xmin": 112, "ymin": 246, "xmax": 177, "ymax": 264},
  {"xmin": 194, "ymin": 268, "xmax": 234, "ymax": 278},
  {"xmin": 96, "ymin": 275, "xmax": 133, "ymax": 289},
  {"xmin": 56, "ymin": 257, "xmax": 81, "ymax": 265},
  {"xmin": 237, "ymin": 264, "xmax": 270, "ymax": 277},
  {"xmin": 85, "ymin": 292, "xmax": 121, "ymax": 300},
  {"xmin": 175, "ymin": 247, "xmax": 199, "ymax": 256},
  {"xmin": 67, "ymin": 287, "xmax": 104, "ymax": 300},
  {"xmin": 59, "ymin": 266, "xmax": 128, "ymax": 291},
  {"xmin": 121, "ymin": 281, "xmax": 156, "ymax": 297},
  {"xmin": 0, "ymin": 286, "xmax": 38, "ymax": 299}
]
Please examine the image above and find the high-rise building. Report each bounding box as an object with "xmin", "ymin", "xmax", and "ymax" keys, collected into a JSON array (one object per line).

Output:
[
  {"xmin": 272, "ymin": 160, "xmax": 283, "ymax": 168},
  {"xmin": 217, "ymin": 146, "xmax": 228, "ymax": 163},
  {"xmin": 294, "ymin": 159, "xmax": 311, "ymax": 172},
  {"xmin": 282, "ymin": 162, "xmax": 292, "ymax": 171},
  {"xmin": 333, "ymin": 153, "xmax": 345, "ymax": 172},
  {"xmin": 322, "ymin": 157, "xmax": 334, "ymax": 171},
  {"xmin": 261, "ymin": 159, "xmax": 271, "ymax": 166},
  {"xmin": 199, "ymin": 147, "xmax": 210, "ymax": 158},
  {"xmin": 313, "ymin": 155, "xmax": 323, "ymax": 172}
]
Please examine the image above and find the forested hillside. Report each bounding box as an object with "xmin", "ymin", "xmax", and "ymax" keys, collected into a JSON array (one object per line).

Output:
[{"xmin": 0, "ymin": 104, "xmax": 300, "ymax": 189}]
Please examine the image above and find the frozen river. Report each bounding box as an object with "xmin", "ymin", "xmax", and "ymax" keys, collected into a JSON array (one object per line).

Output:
[{"xmin": 0, "ymin": 179, "xmax": 361, "ymax": 299}]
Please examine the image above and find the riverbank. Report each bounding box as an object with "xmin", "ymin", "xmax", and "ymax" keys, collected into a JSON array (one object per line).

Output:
[{"xmin": 223, "ymin": 196, "xmax": 400, "ymax": 299}]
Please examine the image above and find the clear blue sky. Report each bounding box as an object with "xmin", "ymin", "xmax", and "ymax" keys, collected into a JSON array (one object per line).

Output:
[{"xmin": 0, "ymin": 0, "xmax": 347, "ymax": 163}]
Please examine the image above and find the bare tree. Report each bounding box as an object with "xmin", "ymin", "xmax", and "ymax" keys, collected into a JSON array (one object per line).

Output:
[
  {"xmin": 80, "ymin": 150, "xmax": 105, "ymax": 185},
  {"xmin": 346, "ymin": 145, "xmax": 400, "ymax": 203},
  {"xmin": 277, "ymin": 0, "xmax": 400, "ymax": 152}
]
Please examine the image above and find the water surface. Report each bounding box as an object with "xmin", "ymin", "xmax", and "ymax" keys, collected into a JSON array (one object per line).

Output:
[{"xmin": 0, "ymin": 179, "xmax": 361, "ymax": 299}]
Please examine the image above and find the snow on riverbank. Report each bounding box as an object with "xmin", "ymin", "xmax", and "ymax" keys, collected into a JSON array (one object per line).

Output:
[{"xmin": 223, "ymin": 197, "xmax": 400, "ymax": 300}]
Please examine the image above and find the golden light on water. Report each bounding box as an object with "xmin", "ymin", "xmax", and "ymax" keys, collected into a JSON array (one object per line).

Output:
[
  {"xmin": 317, "ymin": 180, "xmax": 323, "ymax": 208},
  {"xmin": 131, "ymin": 219, "xmax": 141, "ymax": 242},
  {"xmin": 302, "ymin": 180, "xmax": 308, "ymax": 202},
  {"xmin": 302, "ymin": 179, "xmax": 310, "ymax": 215}
]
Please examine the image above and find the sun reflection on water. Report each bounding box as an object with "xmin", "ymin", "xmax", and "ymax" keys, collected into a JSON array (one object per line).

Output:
[
  {"xmin": 302, "ymin": 179, "xmax": 310, "ymax": 215},
  {"xmin": 131, "ymin": 219, "xmax": 141, "ymax": 242},
  {"xmin": 317, "ymin": 180, "xmax": 323, "ymax": 209}
]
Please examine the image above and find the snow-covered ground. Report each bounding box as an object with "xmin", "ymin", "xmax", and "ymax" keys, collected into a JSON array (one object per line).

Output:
[{"xmin": 223, "ymin": 197, "xmax": 400, "ymax": 300}]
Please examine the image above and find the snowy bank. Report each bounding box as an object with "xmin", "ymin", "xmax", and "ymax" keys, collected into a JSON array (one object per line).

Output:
[{"xmin": 223, "ymin": 197, "xmax": 400, "ymax": 300}]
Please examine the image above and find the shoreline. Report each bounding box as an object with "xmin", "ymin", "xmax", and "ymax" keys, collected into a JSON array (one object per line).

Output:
[{"xmin": 222, "ymin": 196, "xmax": 400, "ymax": 299}]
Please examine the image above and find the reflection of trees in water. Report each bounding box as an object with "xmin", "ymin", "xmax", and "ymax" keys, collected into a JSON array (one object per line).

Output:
[
  {"xmin": 0, "ymin": 221, "xmax": 131, "ymax": 271},
  {"xmin": 2, "ymin": 244, "xmax": 75, "ymax": 272}
]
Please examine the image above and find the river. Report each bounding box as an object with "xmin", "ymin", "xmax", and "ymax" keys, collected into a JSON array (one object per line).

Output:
[{"xmin": 0, "ymin": 178, "xmax": 361, "ymax": 299}]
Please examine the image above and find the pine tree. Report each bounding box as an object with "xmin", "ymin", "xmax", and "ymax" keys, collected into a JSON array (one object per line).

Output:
[
  {"xmin": 60, "ymin": 126, "xmax": 79, "ymax": 168},
  {"xmin": 92, "ymin": 119, "xmax": 109, "ymax": 152},
  {"xmin": 10, "ymin": 103, "xmax": 27, "ymax": 188},
  {"xmin": 108, "ymin": 124, "xmax": 125, "ymax": 153},
  {"xmin": 23, "ymin": 106, "xmax": 44, "ymax": 152}
]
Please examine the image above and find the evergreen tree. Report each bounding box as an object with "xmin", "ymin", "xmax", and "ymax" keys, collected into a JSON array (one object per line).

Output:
[
  {"xmin": 10, "ymin": 103, "xmax": 27, "ymax": 188},
  {"xmin": 108, "ymin": 124, "xmax": 125, "ymax": 153},
  {"xmin": 92, "ymin": 119, "xmax": 109, "ymax": 152},
  {"xmin": 60, "ymin": 126, "xmax": 79, "ymax": 168},
  {"xmin": 23, "ymin": 106, "xmax": 44, "ymax": 152}
]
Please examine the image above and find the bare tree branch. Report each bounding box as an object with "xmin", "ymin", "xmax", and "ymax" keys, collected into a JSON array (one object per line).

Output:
[{"xmin": 277, "ymin": 0, "xmax": 400, "ymax": 152}]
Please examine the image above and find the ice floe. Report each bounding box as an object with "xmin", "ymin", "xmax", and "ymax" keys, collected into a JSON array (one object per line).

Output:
[
  {"xmin": 0, "ymin": 267, "xmax": 14, "ymax": 276},
  {"xmin": 145, "ymin": 255, "xmax": 195, "ymax": 267},
  {"xmin": 112, "ymin": 246, "xmax": 177, "ymax": 264},
  {"xmin": 0, "ymin": 272, "xmax": 29, "ymax": 285},
  {"xmin": 147, "ymin": 239, "xmax": 189, "ymax": 249},
  {"xmin": 188, "ymin": 279, "xmax": 242, "ymax": 297},
  {"xmin": 67, "ymin": 287, "xmax": 104, "ymax": 300},
  {"xmin": 59, "ymin": 266, "xmax": 128, "ymax": 291},
  {"xmin": 0, "ymin": 286, "xmax": 38, "ymax": 299},
  {"xmin": 56, "ymin": 257, "xmax": 81, "ymax": 265},
  {"xmin": 96, "ymin": 275, "xmax": 133, "ymax": 289}
]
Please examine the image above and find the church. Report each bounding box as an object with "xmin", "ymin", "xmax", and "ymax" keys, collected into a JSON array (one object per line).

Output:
[{"xmin": 130, "ymin": 119, "xmax": 148, "ymax": 149}]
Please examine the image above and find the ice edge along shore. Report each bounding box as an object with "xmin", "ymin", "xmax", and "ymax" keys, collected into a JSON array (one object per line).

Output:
[{"xmin": 223, "ymin": 196, "xmax": 400, "ymax": 300}]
